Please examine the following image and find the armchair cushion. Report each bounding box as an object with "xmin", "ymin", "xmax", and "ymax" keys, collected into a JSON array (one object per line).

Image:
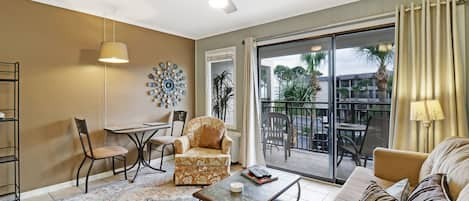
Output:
[
  {"xmin": 175, "ymin": 147, "xmax": 230, "ymax": 166},
  {"xmin": 175, "ymin": 134, "xmax": 192, "ymax": 154},
  {"xmin": 197, "ymin": 125, "xmax": 225, "ymax": 149},
  {"xmin": 221, "ymin": 135, "xmax": 232, "ymax": 154}
]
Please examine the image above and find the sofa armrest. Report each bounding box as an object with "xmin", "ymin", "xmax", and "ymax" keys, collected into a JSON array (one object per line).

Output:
[
  {"xmin": 374, "ymin": 148, "xmax": 429, "ymax": 186},
  {"xmin": 175, "ymin": 134, "xmax": 192, "ymax": 154},
  {"xmin": 221, "ymin": 135, "xmax": 233, "ymax": 154}
]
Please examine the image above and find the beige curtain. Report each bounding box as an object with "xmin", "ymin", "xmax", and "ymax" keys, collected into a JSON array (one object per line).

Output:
[
  {"xmin": 240, "ymin": 37, "xmax": 265, "ymax": 167},
  {"xmin": 390, "ymin": 0, "xmax": 468, "ymax": 152}
]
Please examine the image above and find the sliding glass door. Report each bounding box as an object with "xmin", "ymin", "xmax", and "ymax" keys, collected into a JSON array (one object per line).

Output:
[
  {"xmin": 258, "ymin": 37, "xmax": 334, "ymax": 180},
  {"xmin": 258, "ymin": 26, "xmax": 395, "ymax": 182},
  {"xmin": 335, "ymin": 27, "xmax": 395, "ymax": 181}
]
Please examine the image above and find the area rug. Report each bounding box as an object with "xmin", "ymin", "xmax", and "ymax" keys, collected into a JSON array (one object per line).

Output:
[{"xmin": 56, "ymin": 160, "xmax": 201, "ymax": 201}]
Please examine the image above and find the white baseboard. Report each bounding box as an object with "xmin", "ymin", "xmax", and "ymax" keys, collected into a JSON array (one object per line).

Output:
[{"xmin": 22, "ymin": 156, "xmax": 174, "ymax": 199}]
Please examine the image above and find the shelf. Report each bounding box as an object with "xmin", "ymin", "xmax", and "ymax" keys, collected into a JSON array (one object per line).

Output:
[
  {"xmin": 0, "ymin": 148, "xmax": 17, "ymax": 164},
  {"xmin": 0, "ymin": 62, "xmax": 17, "ymax": 65},
  {"xmin": 0, "ymin": 61, "xmax": 20, "ymax": 201},
  {"xmin": 0, "ymin": 192, "xmax": 17, "ymax": 201},
  {"xmin": 0, "ymin": 79, "xmax": 18, "ymax": 82},
  {"xmin": 0, "ymin": 185, "xmax": 19, "ymax": 201},
  {"xmin": 0, "ymin": 118, "xmax": 18, "ymax": 123},
  {"xmin": 0, "ymin": 155, "xmax": 17, "ymax": 164}
]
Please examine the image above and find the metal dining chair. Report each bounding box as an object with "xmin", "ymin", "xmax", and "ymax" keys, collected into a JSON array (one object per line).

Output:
[
  {"xmin": 262, "ymin": 112, "xmax": 292, "ymax": 161},
  {"xmin": 74, "ymin": 118, "xmax": 128, "ymax": 193},
  {"xmin": 337, "ymin": 116, "xmax": 389, "ymax": 167},
  {"xmin": 147, "ymin": 111, "xmax": 187, "ymax": 171}
]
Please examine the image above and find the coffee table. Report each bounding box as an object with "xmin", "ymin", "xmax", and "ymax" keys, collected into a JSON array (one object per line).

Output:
[{"xmin": 193, "ymin": 167, "xmax": 301, "ymax": 201}]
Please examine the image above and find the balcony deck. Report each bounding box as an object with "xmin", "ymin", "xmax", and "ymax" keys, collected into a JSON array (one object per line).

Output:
[{"xmin": 264, "ymin": 147, "xmax": 374, "ymax": 180}]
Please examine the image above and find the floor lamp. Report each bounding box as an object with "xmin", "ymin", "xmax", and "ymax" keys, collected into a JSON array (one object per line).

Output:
[{"xmin": 410, "ymin": 100, "xmax": 445, "ymax": 153}]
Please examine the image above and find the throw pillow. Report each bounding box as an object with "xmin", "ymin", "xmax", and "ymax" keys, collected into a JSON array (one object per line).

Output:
[
  {"xmin": 360, "ymin": 181, "xmax": 398, "ymax": 201},
  {"xmin": 385, "ymin": 178, "xmax": 410, "ymax": 201},
  {"xmin": 407, "ymin": 174, "xmax": 451, "ymax": 201},
  {"xmin": 197, "ymin": 125, "xmax": 225, "ymax": 149}
]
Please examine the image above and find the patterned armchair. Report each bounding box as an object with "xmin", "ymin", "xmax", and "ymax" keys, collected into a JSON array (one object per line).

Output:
[{"xmin": 173, "ymin": 116, "xmax": 232, "ymax": 185}]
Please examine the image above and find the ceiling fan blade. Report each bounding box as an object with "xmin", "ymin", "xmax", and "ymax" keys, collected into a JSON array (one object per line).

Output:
[{"xmin": 223, "ymin": 0, "xmax": 237, "ymax": 14}]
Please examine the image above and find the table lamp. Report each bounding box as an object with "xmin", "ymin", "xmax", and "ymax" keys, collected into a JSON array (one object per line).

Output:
[{"xmin": 410, "ymin": 100, "xmax": 445, "ymax": 153}]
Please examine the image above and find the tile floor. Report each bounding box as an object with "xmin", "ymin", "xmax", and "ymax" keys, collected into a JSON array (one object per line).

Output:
[
  {"xmin": 266, "ymin": 148, "xmax": 373, "ymax": 180},
  {"xmin": 23, "ymin": 162, "xmax": 340, "ymax": 201}
]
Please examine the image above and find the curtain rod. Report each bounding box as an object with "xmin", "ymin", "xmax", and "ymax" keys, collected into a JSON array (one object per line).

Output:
[
  {"xmin": 248, "ymin": 11, "xmax": 394, "ymax": 45},
  {"xmin": 244, "ymin": 0, "xmax": 466, "ymax": 45},
  {"xmin": 401, "ymin": 0, "xmax": 467, "ymax": 12}
]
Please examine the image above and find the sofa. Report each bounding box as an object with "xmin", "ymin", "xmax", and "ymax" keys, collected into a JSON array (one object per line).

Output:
[
  {"xmin": 333, "ymin": 137, "xmax": 469, "ymax": 201},
  {"xmin": 173, "ymin": 116, "xmax": 232, "ymax": 185}
]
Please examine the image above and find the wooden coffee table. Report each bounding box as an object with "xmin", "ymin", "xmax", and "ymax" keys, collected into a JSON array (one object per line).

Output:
[{"xmin": 193, "ymin": 167, "xmax": 301, "ymax": 201}]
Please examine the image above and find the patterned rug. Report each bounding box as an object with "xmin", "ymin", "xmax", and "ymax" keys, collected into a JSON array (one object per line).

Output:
[{"xmin": 56, "ymin": 160, "xmax": 201, "ymax": 201}]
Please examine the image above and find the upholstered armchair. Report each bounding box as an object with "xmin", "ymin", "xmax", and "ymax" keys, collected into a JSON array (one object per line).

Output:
[{"xmin": 173, "ymin": 116, "xmax": 232, "ymax": 185}]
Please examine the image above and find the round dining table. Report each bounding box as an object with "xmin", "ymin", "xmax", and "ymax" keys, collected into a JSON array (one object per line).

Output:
[{"xmin": 105, "ymin": 123, "xmax": 171, "ymax": 183}]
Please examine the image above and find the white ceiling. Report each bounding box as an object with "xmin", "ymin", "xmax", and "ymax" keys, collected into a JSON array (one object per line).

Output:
[{"xmin": 32, "ymin": 0, "xmax": 359, "ymax": 40}]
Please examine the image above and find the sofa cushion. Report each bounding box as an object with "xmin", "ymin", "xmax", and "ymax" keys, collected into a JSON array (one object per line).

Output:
[
  {"xmin": 360, "ymin": 181, "xmax": 398, "ymax": 201},
  {"xmin": 456, "ymin": 185, "xmax": 469, "ymax": 201},
  {"xmin": 419, "ymin": 137, "xmax": 469, "ymax": 199},
  {"xmin": 334, "ymin": 167, "xmax": 395, "ymax": 201},
  {"xmin": 407, "ymin": 174, "xmax": 451, "ymax": 201},
  {"xmin": 175, "ymin": 147, "xmax": 230, "ymax": 166},
  {"xmin": 386, "ymin": 178, "xmax": 411, "ymax": 201}
]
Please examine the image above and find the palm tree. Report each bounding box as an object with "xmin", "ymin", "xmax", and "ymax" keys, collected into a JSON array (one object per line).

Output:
[
  {"xmin": 212, "ymin": 71, "xmax": 234, "ymax": 121},
  {"xmin": 301, "ymin": 52, "xmax": 326, "ymax": 95},
  {"xmin": 358, "ymin": 45, "xmax": 393, "ymax": 101},
  {"xmin": 274, "ymin": 65, "xmax": 293, "ymax": 99},
  {"xmin": 282, "ymin": 83, "xmax": 315, "ymax": 102},
  {"xmin": 274, "ymin": 65, "xmax": 316, "ymax": 101}
]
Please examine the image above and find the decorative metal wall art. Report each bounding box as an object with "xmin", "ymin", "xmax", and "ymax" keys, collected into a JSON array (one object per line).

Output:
[{"xmin": 147, "ymin": 62, "xmax": 186, "ymax": 108}]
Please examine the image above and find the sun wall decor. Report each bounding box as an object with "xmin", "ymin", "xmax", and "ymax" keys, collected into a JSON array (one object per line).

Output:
[{"xmin": 147, "ymin": 62, "xmax": 186, "ymax": 108}]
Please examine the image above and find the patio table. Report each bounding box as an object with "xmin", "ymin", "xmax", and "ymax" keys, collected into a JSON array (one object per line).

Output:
[{"xmin": 325, "ymin": 123, "xmax": 367, "ymax": 140}]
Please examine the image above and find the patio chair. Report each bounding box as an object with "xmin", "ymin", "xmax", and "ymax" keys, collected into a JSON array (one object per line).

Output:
[
  {"xmin": 262, "ymin": 112, "xmax": 292, "ymax": 161},
  {"xmin": 337, "ymin": 116, "xmax": 389, "ymax": 167}
]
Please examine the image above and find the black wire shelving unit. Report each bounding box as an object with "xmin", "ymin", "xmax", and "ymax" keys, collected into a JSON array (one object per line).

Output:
[{"xmin": 0, "ymin": 62, "xmax": 20, "ymax": 201}]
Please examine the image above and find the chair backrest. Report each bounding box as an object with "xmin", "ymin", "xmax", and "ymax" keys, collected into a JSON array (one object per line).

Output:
[
  {"xmin": 360, "ymin": 116, "xmax": 389, "ymax": 157},
  {"xmin": 184, "ymin": 116, "xmax": 226, "ymax": 148},
  {"xmin": 263, "ymin": 112, "xmax": 292, "ymax": 147},
  {"xmin": 74, "ymin": 118, "xmax": 94, "ymax": 158},
  {"xmin": 170, "ymin": 111, "xmax": 187, "ymax": 137}
]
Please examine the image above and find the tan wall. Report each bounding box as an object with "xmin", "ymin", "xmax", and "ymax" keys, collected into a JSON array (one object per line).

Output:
[{"xmin": 0, "ymin": 0, "xmax": 194, "ymax": 191}]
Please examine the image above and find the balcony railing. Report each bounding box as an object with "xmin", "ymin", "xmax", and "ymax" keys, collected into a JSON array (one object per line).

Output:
[{"xmin": 261, "ymin": 100, "xmax": 391, "ymax": 153}]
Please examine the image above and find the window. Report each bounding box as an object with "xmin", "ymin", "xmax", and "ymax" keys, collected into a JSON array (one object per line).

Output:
[{"xmin": 205, "ymin": 47, "xmax": 236, "ymax": 129}]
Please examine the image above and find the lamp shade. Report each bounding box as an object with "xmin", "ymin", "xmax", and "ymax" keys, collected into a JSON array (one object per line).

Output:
[
  {"xmin": 425, "ymin": 100, "xmax": 445, "ymax": 120},
  {"xmin": 98, "ymin": 42, "xmax": 129, "ymax": 63},
  {"xmin": 410, "ymin": 100, "xmax": 445, "ymax": 121}
]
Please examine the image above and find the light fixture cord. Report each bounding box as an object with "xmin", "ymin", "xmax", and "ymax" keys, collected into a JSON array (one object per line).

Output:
[
  {"xmin": 113, "ymin": 21, "xmax": 116, "ymax": 42},
  {"xmin": 103, "ymin": 18, "xmax": 106, "ymax": 42},
  {"xmin": 103, "ymin": 18, "xmax": 108, "ymax": 127}
]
